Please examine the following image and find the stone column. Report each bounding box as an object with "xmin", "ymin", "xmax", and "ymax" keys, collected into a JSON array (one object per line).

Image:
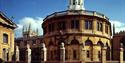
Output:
[
  {"xmin": 92, "ymin": 45, "xmax": 99, "ymax": 61},
  {"xmin": 16, "ymin": 46, "xmax": 19, "ymax": 61},
  {"xmin": 26, "ymin": 44, "xmax": 31, "ymax": 63},
  {"xmin": 120, "ymin": 47, "xmax": 124, "ymax": 63},
  {"xmin": 102, "ymin": 46, "xmax": 107, "ymax": 63},
  {"xmin": 81, "ymin": 43, "xmax": 86, "ymax": 62},
  {"xmin": 60, "ymin": 42, "xmax": 65, "ymax": 63},
  {"xmin": 41, "ymin": 43, "xmax": 47, "ymax": 61}
]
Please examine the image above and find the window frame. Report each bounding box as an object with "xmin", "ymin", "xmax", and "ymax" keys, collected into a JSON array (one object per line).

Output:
[
  {"xmin": 85, "ymin": 20, "xmax": 93, "ymax": 30},
  {"xmin": 3, "ymin": 33, "xmax": 8, "ymax": 43},
  {"xmin": 71, "ymin": 20, "xmax": 79, "ymax": 29}
]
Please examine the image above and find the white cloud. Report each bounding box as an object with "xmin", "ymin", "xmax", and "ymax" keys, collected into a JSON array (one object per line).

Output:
[
  {"xmin": 110, "ymin": 20, "xmax": 125, "ymax": 33},
  {"xmin": 15, "ymin": 17, "xmax": 44, "ymax": 37}
]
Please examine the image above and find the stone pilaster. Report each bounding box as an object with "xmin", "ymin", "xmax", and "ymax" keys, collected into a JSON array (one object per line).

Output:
[
  {"xmin": 92, "ymin": 45, "xmax": 99, "ymax": 61},
  {"xmin": 102, "ymin": 46, "xmax": 107, "ymax": 63},
  {"xmin": 80, "ymin": 20, "xmax": 84, "ymax": 32},
  {"xmin": 16, "ymin": 46, "xmax": 19, "ymax": 61},
  {"xmin": 93, "ymin": 19, "xmax": 96, "ymax": 34},
  {"xmin": 60, "ymin": 43, "xmax": 65, "ymax": 63},
  {"xmin": 80, "ymin": 44, "xmax": 86, "ymax": 62},
  {"xmin": 26, "ymin": 44, "xmax": 31, "ymax": 63},
  {"xmin": 120, "ymin": 48, "xmax": 124, "ymax": 63},
  {"xmin": 102, "ymin": 22, "xmax": 105, "ymax": 34},
  {"xmin": 41, "ymin": 43, "xmax": 47, "ymax": 61}
]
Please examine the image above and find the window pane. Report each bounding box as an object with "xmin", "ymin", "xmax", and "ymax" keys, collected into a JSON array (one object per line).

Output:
[
  {"xmin": 71, "ymin": 20, "xmax": 74, "ymax": 29},
  {"xmin": 85, "ymin": 20, "xmax": 92, "ymax": 30},
  {"xmin": 3, "ymin": 34, "xmax": 8, "ymax": 43},
  {"xmin": 73, "ymin": 50, "xmax": 77, "ymax": 59},
  {"xmin": 73, "ymin": 0, "xmax": 76, "ymax": 5},
  {"xmin": 100, "ymin": 23, "xmax": 103, "ymax": 31},
  {"xmin": 89, "ymin": 21, "xmax": 92, "ymax": 29},
  {"xmin": 85, "ymin": 21, "xmax": 88, "ymax": 29},
  {"xmin": 87, "ymin": 50, "xmax": 90, "ymax": 58}
]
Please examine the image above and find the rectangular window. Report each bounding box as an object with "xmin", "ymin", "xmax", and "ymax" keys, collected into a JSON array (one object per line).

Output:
[
  {"xmin": 97, "ymin": 22, "xmax": 103, "ymax": 31},
  {"xmin": 87, "ymin": 50, "xmax": 90, "ymax": 58},
  {"xmin": 78, "ymin": 0, "xmax": 80, "ymax": 5},
  {"xmin": 98, "ymin": 51, "xmax": 101, "ymax": 58},
  {"xmin": 58, "ymin": 21, "xmax": 66, "ymax": 30},
  {"xmin": 73, "ymin": 0, "xmax": 76, "ymax": 5},
  {"xmin": 71, "ymin": 20, "xmax": 79, "ymax": 29},
  {"xmin": 85, "ymin": 20, "xmax": 92, "ymax": 30},
  {"xmin": 51, "ymin": 23, "xmax": 54, "ymax": 32},
  {"xmin": 48, "ymin": 24, "xmax": 51, "ymax": 32},
  {"xmin": 3, "ymin": 49, "xmax": 6, "ymax": 61},
  {"xmin": 100, "ymin": 23, "xmax": 103, "ymax": 31},
  {"xmin": 24, "ymin": 41, "xmax": 27, "ymax": 46},
  {"xmin": 43, "ymin": 26, "xmax": 47, "ymax": 34},
  {"xmin": 48, "ymin": 23, "xmax": 55, "ymax": 32},
  {"xmin": 73, "ymin": 50, "xmax": 77, "ymax": 59},
  {"xmin": 97, "ymin": 22, "xmax": 100, "ymax": 31},
  {"xmin": 32, "ymin": 40, "xmax": 36, "ymax": 45},
  {"xmin": 105, "ymin": 24, "xmax": 108, "ymax": 34},
  {"xmin": 3, "ymin": 34, "xmax": 8, "ymax": 43}
]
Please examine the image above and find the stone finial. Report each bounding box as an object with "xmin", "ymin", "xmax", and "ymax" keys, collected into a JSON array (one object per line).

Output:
[
  {"xmin": 121, "ymin": 43, "xmax": 123, "ymax": 48},
  {"xmin": 27, "ymin": 44, "xmax": 30, "ymax": 49},
  {"xmin": 41, "ymin": 43, "xmax": 45, "ymax": 48},
  {"xmin": 16, "ymin": 46, "xmax": 19, "ymax": 51},
  {"xmin": 61, "ymin": 42, "xmax": 64, "ymax": 48},
  {"xmin": 82, "ymin": 43, "xmax": 85, "ymax": 48}
]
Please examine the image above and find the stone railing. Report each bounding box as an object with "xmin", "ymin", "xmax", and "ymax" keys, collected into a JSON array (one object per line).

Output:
[{"xmin": 44, "ymin": 10, "xmax": 109, "ymax": 21}]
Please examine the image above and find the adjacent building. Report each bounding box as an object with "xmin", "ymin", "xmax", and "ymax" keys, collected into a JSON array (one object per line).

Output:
[
  {"xmin": 0, "ymin": 11, "xmax": 17, "ymax": 61},
  {"xmin": 112, "ymin": 25, "xmax": 125, "ymax": 61}
]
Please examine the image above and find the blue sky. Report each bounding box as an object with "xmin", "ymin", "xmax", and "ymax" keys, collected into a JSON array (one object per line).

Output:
[{"xmin": 0, "ymin": 0, "xmax": 125, "ymax": 37}]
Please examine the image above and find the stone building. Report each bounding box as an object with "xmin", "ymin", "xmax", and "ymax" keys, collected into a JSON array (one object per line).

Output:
[
  {"xmin": 15, "ymin": 0, "xmax": 124, "ymax": 63},
  {"xmin": 0, "ymin": 11, "xmax": 17, "ymax": 61},
  {"xmin": 42, "ymin": 0, "xmax": 111, "ymax": 62},
  {"xmin": 112, "ymin": 25, "xmax": 125, "ymax": 61}
]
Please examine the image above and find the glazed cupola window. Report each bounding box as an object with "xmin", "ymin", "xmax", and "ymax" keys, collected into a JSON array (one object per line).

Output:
[{"xmin": 73, "ymin": 0, "xmax": 76, "ymax": 5}]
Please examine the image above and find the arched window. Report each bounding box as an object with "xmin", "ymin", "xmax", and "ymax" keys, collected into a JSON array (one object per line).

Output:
[
  {"xmin": 71, "ymin": 39, "xmax": 79, "ymax": 45},
  {"xmin": 85, "ymin": 39, "xmax": 93, "ymax": 60},
  {"xmin": 85, "ymin": 40, "xmax": 93, "ymax": 46},
  {"xmin": 97, "ymin": 41, "xmax": 104, "ymax": 47}
]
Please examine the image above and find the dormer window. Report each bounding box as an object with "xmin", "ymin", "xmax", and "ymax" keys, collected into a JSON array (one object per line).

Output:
[
  {"xmin": 73, "ymin": 0, "xmax": 76, "ymax": 5},
  {"xmin": 3, "ymin": 33, "xmax": 8, "ymax": 43}
]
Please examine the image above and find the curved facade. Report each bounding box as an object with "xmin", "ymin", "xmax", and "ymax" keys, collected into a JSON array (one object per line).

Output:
[{"xmin": 42, "ymin": 10, "xmax": 112, "ymax": 61}]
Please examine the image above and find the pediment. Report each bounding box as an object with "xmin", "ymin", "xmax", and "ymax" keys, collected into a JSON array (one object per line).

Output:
[{"xmin": 0, "ymin": 11, "xmax": 17, "ymax": 29}]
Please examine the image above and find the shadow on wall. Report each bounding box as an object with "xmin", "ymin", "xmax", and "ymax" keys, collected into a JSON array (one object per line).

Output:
[{"xmin": 0, "ymin": 58, "xmax": 4, "ymax": 63}]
